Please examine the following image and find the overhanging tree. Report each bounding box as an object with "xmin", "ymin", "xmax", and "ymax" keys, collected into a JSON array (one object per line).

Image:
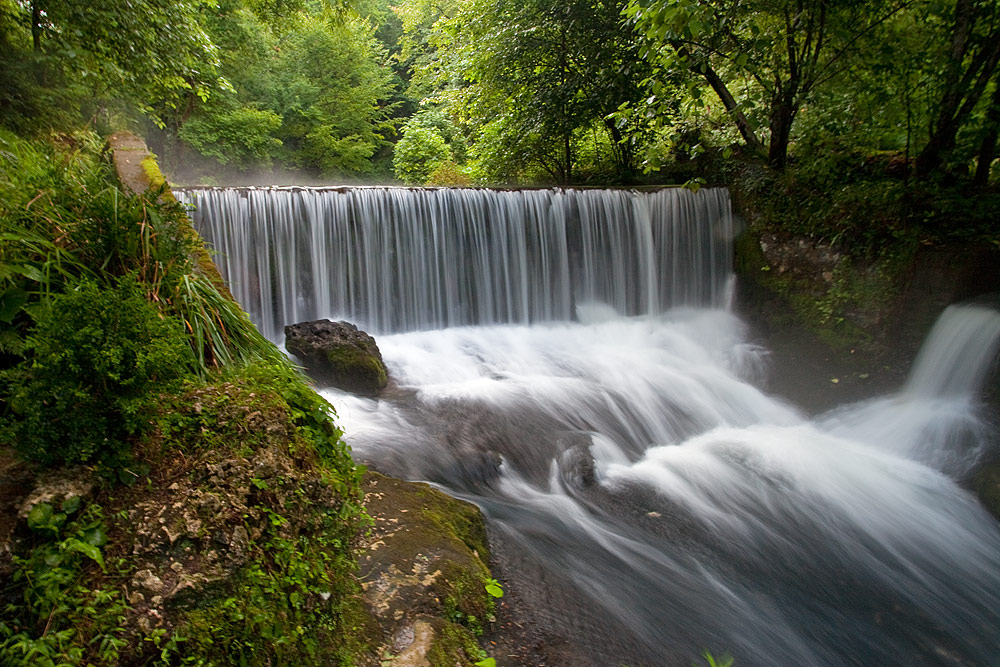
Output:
[
  {"xmin": 1, "ymin": 0, "xmax": 226, "ymax": 130},
  {"xmin": 627, "ymin": 0, "xmax": 915, "ymax": 170},
  {"xmin": 914, "ymin": 0, "xmax": 1000, "ymax": 179}
]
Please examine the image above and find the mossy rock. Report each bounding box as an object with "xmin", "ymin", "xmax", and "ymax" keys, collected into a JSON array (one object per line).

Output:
[
  {"xmin": 359, "ymin": 471, "xmax": 494, "ymax": 663},
  {"xmin": 285, "ymin": 320, "xmax": 388, "ymax": 396}
]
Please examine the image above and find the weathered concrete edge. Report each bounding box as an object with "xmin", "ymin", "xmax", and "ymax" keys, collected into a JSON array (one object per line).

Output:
[{"xmin": 106, "ymin": 131, "xmax": 232, "ymax": 300}]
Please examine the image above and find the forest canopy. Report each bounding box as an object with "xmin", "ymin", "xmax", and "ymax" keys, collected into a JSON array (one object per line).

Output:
[{"xmin": 2, "ymin": 0, "xmax": 999, "ymax": 193}]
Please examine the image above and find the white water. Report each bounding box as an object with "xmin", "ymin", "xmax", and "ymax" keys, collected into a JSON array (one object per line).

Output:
[
  {"xmin": 177, "ymin": 187, "xmax": 735, "ymax": 338},
  {"xmin": 326, "ymin": 305, "xmax": 1000, "ymax": 666},
  {"xmin": 182, "ymin": 186, "xmax": 1000, "ymax": 666}
]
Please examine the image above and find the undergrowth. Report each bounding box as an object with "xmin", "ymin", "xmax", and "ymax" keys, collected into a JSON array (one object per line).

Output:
[
  {"xmin": 0, "ymin": 130, "xmax": 367, "ymax": 664},
  {"xmin": 0, "ymin": 500, "xmax": 126, "ymax": 666}
]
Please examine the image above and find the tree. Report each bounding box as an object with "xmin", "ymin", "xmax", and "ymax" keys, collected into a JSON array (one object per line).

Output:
[
  {"xmin": 393, "ymin": 123, "xmax": 453, "ymax": 183},
  {"xmin": 169, "ymin": 2, "xmax": 395, "ymax": 177},
  {"xmin": 431, "ymin": 0, "xmax": 653, "ymax": 183},
  {"xmin": 627, "ymin": 0, "xmax": 915, "ymax": 170},
  {"xmin": 0, "ymin": 0, "xmax": 226, "ymax": 132},
  {"xmin": 270, "ymin": 14, "xmax": 395, "ymax": 175},
  {"xmin": 914, "ymin": 0, "xmax": 1000, "ymax": 179}
]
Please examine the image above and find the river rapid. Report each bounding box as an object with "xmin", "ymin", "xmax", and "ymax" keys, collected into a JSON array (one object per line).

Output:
[{"xmin": 179, "ymin": 185, "xmax": 1000, "ymax": 666}]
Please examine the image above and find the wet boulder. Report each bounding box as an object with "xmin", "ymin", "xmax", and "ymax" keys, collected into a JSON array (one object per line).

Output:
[{"xmin": 284, "ymin": 319, "xmax": 388, "ymax": 396}]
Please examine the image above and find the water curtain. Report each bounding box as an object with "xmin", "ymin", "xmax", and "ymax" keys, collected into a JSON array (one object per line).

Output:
[{"xmin": 177, "ymin": 187, "xmax": 735, "ymax": 338}]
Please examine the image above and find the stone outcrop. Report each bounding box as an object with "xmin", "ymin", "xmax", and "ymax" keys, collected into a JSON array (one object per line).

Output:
[
  {"xmin": 284, "ymin": 319, "xmax": 389, "ymax": 396},
  {"xmin": 359, "ymin": 471, "xmax": 494, "ymax": 666},
  {"xmin": 0, "ymin": 436, "xmax": 496, "ymax": 665}
]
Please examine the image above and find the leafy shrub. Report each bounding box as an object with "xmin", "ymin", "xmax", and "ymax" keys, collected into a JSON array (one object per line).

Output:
[
  {"xmin": 0, "ymin": 501, "xmax": 125, "ymax": 666},
  {"xmin": 2, "ymin": 277, "xmax": 194, "ymax": 466},
  {"xmin": 426, "ymin": 160, "xmax": 471, "ymax": 186},
  {"xmin": 179, "ymin": 105, "xmax": 283, "ymax": 169},
  {"xmin": 393, "ymin": 124, "xmax": 453, "ymax": 184}
]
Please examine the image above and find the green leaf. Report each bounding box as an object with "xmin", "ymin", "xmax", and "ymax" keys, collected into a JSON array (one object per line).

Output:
[
  {"xmin": 474, "ymin": 659, "xmax": 496, "ymax": 667},
  {"xmin": 26, "ymin": 503, "xmax": 54, "ymax": 532},
  {"xmin": 84, "ymin": 526, "xmax": 108, "ymax": 548},
  {"xmin": 0, "ymin": 287, "xmax": 29, "ymax": 323},
  {"xmin": 66, "ymin": 538, "xmax": 105, "ymax": 570},
  {"xmin": 61, "ymin": 495, "xmax": 82, "ymax": 515}
]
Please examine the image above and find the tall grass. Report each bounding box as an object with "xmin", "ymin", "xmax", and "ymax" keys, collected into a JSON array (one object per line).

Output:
[{"xmin": 0, "ymin": 128, "xmax": 284, "ymax": 376}]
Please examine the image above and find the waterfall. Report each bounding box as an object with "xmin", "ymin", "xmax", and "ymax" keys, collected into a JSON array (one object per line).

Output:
[
  {"xmin": 180, "ymin": 185, "xmax": 1000, "ymax": 666},
  {"xmin": 177, "ymin": 186, "xmax": 735, "ymax": 338},
  {"xmin": 821, "ymin": 302, "xmax": 1000, "ymax": 478},
  {"xmin": 904, "ymin": 303, "xmax": 1000, "ymax": 398}
]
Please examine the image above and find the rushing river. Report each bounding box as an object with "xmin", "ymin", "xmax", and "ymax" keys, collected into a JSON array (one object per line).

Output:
[{"xmin": 180, "ymin": 186, "xmax": 1000, "ymax": 666}]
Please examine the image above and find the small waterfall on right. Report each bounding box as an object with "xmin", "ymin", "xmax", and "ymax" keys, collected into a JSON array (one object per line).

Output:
[
  {"xmin": 823, "ymin": 303, "xmax": 1000, "ymax": 478},
  {"xmin": 904, "ymin": 303, "xmax": 1000, "ymax": 398}
]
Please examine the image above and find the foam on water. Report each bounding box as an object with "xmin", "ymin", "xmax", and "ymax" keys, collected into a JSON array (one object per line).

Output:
[
  {"xmin": 182, "ymin": 185, "xmax": 1000, "ymax": 665},
  {"xmin": 326, "ymin": 306, "xmax": 1000, "ymax": 666}
]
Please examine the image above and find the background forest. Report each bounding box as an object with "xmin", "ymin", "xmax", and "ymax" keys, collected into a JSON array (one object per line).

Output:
[
  {"xmin": 1, "ymin": 0, "xmax": 999, "ymax": 252},
  {"xmin": 1, "ymin": 2, "xmax": 999, "ymax": 664}
]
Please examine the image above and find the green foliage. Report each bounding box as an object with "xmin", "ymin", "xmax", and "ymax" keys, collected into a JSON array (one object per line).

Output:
[
  {"xmin": 3, "ymin": 277, "xmax": 194, "ymax": 466},
  {"xmin": 1, "ymin": 128, "xmax": 288, "ymax": 370},
  {"xmin": 0, "ymin": 0, "xmax": 225, "ymax": 133},
  {"xmin": 694, "ymin": 651, "xmax": 734, "ymax": 667},
  {"xmin": 424, "ymin": 0, "xmax": 653, "ymax": 184},
  {"xmin": 484, "ymin": 578, "xmax": 504, "ymax": 599},
  {"xmin": 175, "ymin": 5, "xmax": 396, "ymax": 179},
  {"xmin": 170, "ymin": 272, "xmax": 289, "ymax": 373},
  {"xmin": 628, "ymin": 0, "xmax": 1000, "ymax": 182},
  {"xmin": 234, "ymin": 361, "xmax": 361, "ymax": 487},
  {"xmin": 0, "ymin": 503, "xmax": 126, "ymax": 666},
  {"xmin": 426, "ymin": 161, "xmax": 471, "ymax": 186},
  {"xmin": 164, "ymin": 489, "xmax": 367, "ymax": 666},
  {"xmin": 393, "ymin": 123, "xmax": 453, "ymax": 184},
  {"xmin": 179, "ymin": 106, "xmax": 284, "ymax": 169}
]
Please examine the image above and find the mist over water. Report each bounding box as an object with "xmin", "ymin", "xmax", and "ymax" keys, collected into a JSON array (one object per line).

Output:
[{"xmin": 184, "ymin": 186, "xmax": 1000, "ymax": 666}]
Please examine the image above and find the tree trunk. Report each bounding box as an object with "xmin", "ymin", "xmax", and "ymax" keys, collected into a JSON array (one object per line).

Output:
[
  {"xmin": 974, "ymin": 81, "xmax": 1000, "ymax": 186},
  {"xmin": 31, "ymin": 2, "xmax": 42, "ymax": 52},
  {"xmin": 673, "ymin": 41, "xmax": 766, "ymax": 157},
  {"xmin": 768, "ymin": 96, "xmax": 797, "ymax": 170},
  {"xmin": 603, "ymin": 118, "xmax": 634, "ymax": 182},
  {"xmin": 916, "ymin": 0, "xmax": 1000, "ymax": 178},
  {"xmin": 562, "ymin": 131, "xmax": 572, "ymax": 185},
  {"xmin": 701, "ymin": 62, "xmax": 767, "ymax": 157}
]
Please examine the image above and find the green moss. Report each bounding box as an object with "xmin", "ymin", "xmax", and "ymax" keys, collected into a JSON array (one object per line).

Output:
[
  {"xmin": 361, "ymin": 472, "xmax": 494, "ymax": 643},
  {"xmin": 150, "ymin": 380, "xmax": 292, "ymax": 458},
  {"xmin": 426, "ymin": 621, "xmax": 488, "ymax": 665},
  {"xmin": 415, "ymin": 486, "xmax": 490, "ymax": 561},
  {"xmin": 323, "ymin": 345, "xmax": 387, "ymax": 391},
  {"xmin": 140, "ymin": 155, "xmax": 174, "ymax": 199},
  {"xmin": 138, "ymin": 148, "xmax": 233, "ymax": 301},
  {"xmin": 735, "ymin": 225, "xmax": 906, "ymax": 354},
  {"xmin": 157, "ymin": 499, "xmax": 365, "ymax": 666},
  {"xmin": 439, "ymin": 561, "xmax": 493, "ymax": 635},
  {"xmin": 767, "ymin": 259, "xmax": 899, "ymax": 353}
]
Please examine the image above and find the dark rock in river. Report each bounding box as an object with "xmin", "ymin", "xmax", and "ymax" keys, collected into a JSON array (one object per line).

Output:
[{"xmin": 284, "ymin": 319, "xmax": 388, "ymax": 396}]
